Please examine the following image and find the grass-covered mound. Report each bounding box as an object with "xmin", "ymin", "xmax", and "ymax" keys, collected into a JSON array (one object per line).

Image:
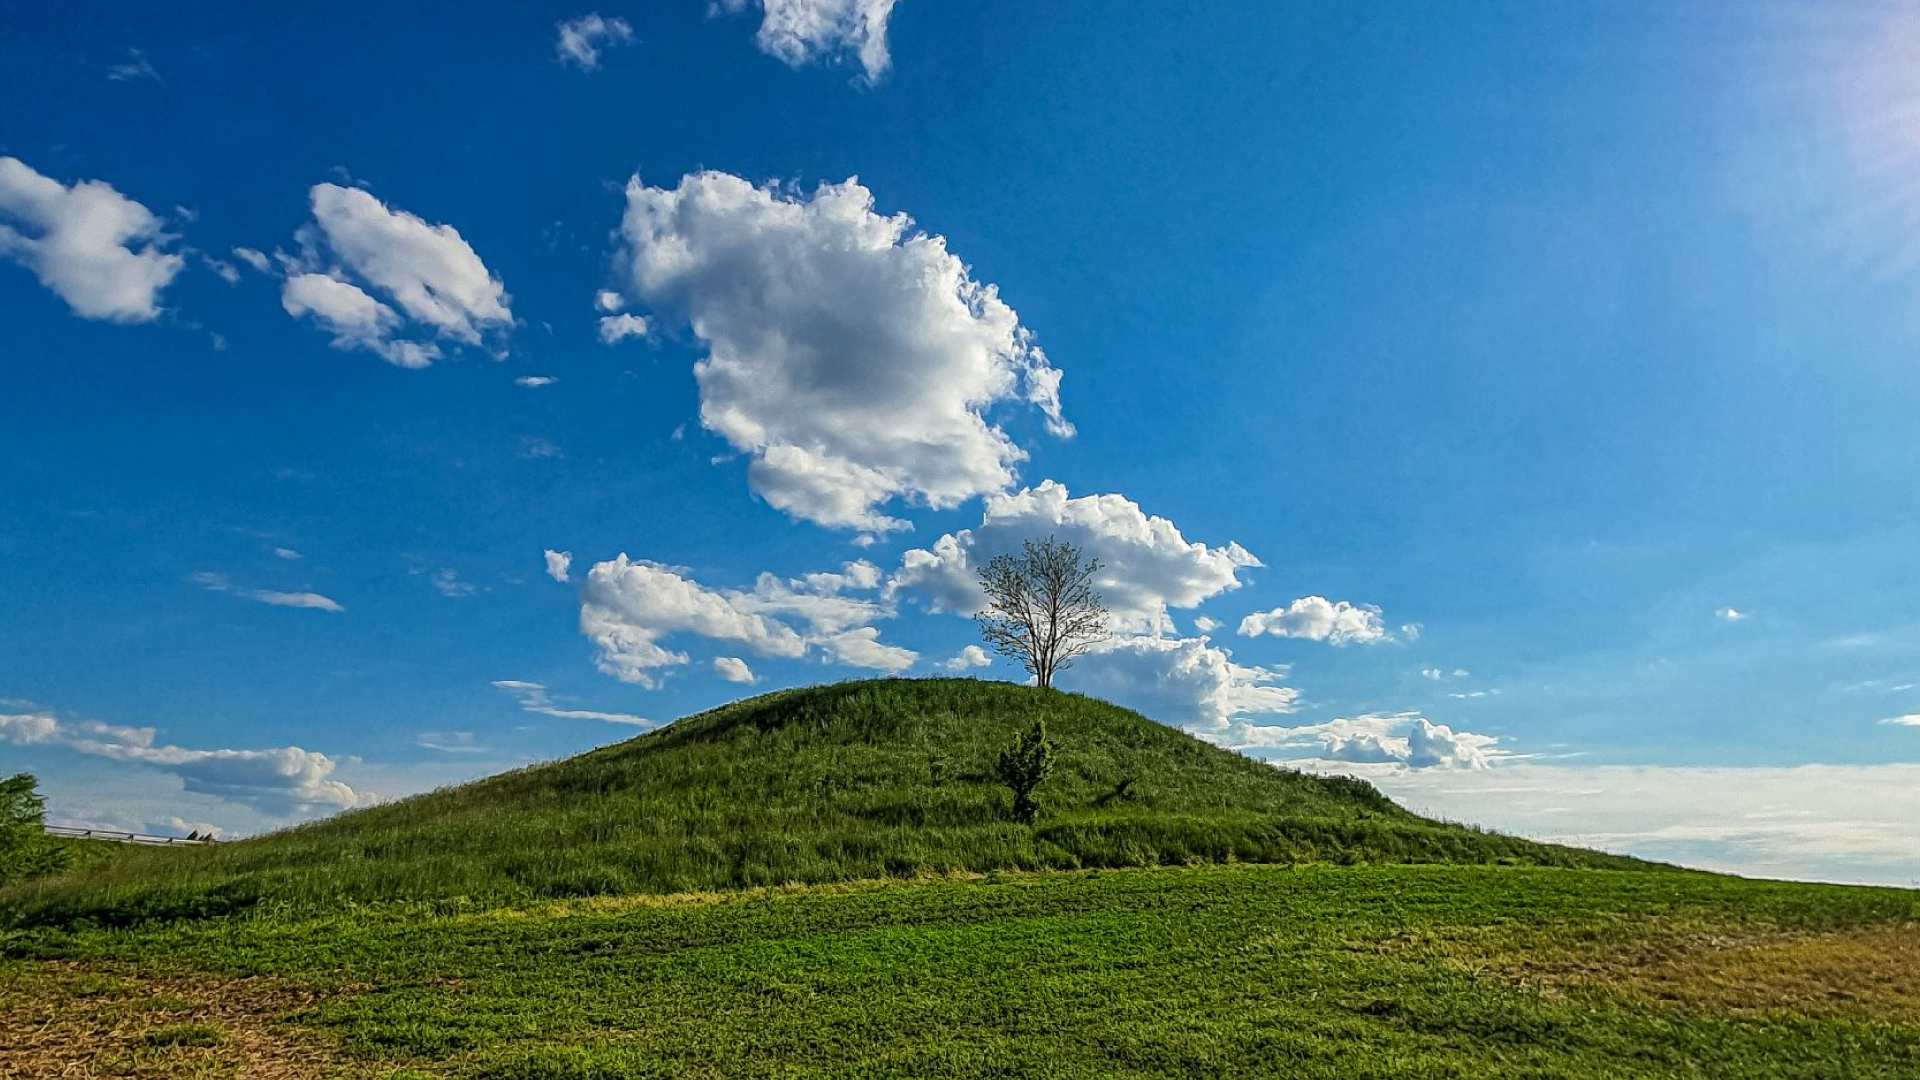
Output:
[{"xmin": 1, "ymin": 679, "xmax": 1646, "ymax": 927}]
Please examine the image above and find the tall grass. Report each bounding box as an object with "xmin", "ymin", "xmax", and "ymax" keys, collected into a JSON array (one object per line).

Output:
[{"xmin": 0, "ymin": 679, "xmax": 1647, "ymax": 927}]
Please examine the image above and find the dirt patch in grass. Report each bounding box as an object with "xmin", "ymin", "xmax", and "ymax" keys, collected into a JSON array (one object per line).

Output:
[
  {"xmin": 1608, "ymin": 924, "xmax": 1920, "ymax": 1019},
  {"xmin": 0, "ymin": 961, "xmax": 371, "ymax": 1079}
]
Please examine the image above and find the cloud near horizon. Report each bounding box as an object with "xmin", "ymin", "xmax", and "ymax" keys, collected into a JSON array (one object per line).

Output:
[
  {"xmin": 0, "ymin": 707, "xmax": 372, "ymax": 814},
  {"xmin": 1222, "ymin": 711, "xmax": 1502, "ymax": 770},
  {"xmin": 614, "ymin": 171, "xmax": 1067, "ymax": 531},
  {"xmin": 1374, "ymin": 762, "xmax": 1920, "ymax": 887}
]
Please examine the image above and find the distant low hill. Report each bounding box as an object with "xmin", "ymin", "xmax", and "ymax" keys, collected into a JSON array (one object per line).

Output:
[{"xmin": 0, "ymin": 679, "xmax": 1648, "ymax": 927}]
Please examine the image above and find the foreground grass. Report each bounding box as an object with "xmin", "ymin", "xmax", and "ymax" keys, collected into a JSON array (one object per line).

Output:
[
  {"xmin": 2, "ymin": 680, "xmax": 1642, "ymax": 928},
  {"xmin": 6, "ymin": 864, "xmax": 1919, "ymax": 1077}
]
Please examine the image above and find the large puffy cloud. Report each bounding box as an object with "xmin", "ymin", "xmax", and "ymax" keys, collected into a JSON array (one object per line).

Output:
[
  {"xmin": 614, "ymin": 172, "xmax": 1068, "ymax": 531},
  {"xmin": 0, "ymin": 707, "xmax": 372, "ymax": 814},
  {"xmin": 0, "ymin": 156, "xmax": 183, "ymax": 322},
  {"xmin": 1222, "ymin": 712, "xmax": 1501, "ymax": 770},
  {"xmin": 721, "ymin": 0, "xmax": 897, "ymax": 82},
  {"xmin": 1239, "ymin": 596, "xmax": 1391, "ymax": 645},
  {"xmin": 890, "ymin": 481, "xmax": 1260, "ymax": 632},
  {"xmin": 281, "ymin": 183, "xmax": 511, "ymax": 366},
  {"xmin": 579, "ymin": 555, "xmax": 914, "ymax": 687},
  {"xmin": 1062, "ymin": 636, "xmax": 1298, "ymax": 733}
]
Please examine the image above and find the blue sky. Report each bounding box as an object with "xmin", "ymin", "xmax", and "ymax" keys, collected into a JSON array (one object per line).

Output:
[{"xmin": 6, "ymin": 1, "xmax": 1920, "ymax": 885}]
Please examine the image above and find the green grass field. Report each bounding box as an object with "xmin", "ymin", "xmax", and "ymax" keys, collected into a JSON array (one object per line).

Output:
[
  {"xmin": 4, "ymin": 679, "xmax": 1914, "ymax": 1077},
  {"xmin": 6, "ymin": 865, "xmax": 1920, "ymax": 1077}
]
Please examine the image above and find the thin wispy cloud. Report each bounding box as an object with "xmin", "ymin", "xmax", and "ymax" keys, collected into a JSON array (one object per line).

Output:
[
  {"xmin": 492, "ymin": 679, "xmax": 652, "ymax": 726},
  {"xmin": 555, "ymin": 13, "xmax": 635, "ymax": 71},
  {"xmin": 190, "ymin": 571, "xmax": 343, "ymax": 613},
  {"xmin": 106, "ymin": 48, "xmax": 161, "ymax": 83}
]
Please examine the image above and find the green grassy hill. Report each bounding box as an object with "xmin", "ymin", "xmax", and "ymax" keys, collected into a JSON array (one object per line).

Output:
[
  {"xmin": 10, "ymin": 678, "xmax": 1919, "ymax": 1079},
  {"xmin": 2, "ymin": 678, "xmax": 1643, "ymax": 928}
]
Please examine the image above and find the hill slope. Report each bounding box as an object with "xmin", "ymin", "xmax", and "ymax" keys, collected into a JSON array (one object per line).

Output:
[{"xmin": 1, "ymin": 679, "xmax": 1646, "ymax": 926}]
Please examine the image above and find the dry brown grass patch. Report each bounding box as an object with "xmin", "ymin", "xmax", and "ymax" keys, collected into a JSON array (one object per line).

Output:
[
  {"xmin": 1608, "ymin": 924, "xmax": 1920, "ymax": 1019},
  {"xmin": 0, "ymin": 960, "xmax": 371, "ymax": 1079}
]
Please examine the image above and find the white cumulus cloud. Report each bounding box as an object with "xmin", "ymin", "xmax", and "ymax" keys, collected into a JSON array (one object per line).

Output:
[
  {"xmin": 597, "ymin": 312, "xmax": 649, "ymax": 344},
  {"xmin": 713, "ymin": 656, "xmax": 757, "ymax": 684},
  {"xmin": 1239, "ymin": 596, "xmax": 1391, "ymax": 645},
  {"xmin": 1063, "ymin": 635, "xmax": 1298, "ymax": 734},
  {"xmin": 544, "ymin": 549, "xmax": 573, "ymax": 583},
  {"xmin": 578, "ymin": 554, "xmax": 914, "ymax": 687},
  {"xmin": 944, "ymin": 644, "xmax": 991, "ymax": 671},
  {"xmin": 282, "ymin": 272, "xmax": 438, "ymax": 368},
  {"xmin": 720, "ymin": 0, "xmax": 898, "ymax": 83},
  {"xmin": 613, "ymin": 171, "xmax": 1068, "ymax": 531},
  {"xmin": 281, "ymin": 183, "xmax": 512, "ymax": 367},
  {"xmin": 889, "ymin": 480, "xmax": 1258, "ymax": 632},
  {"xmin": 0, "ymin": 156, "xmax": 184, "ymax": 322},
  {"xmin": 1224, "ymin": 712, "xmax": 1502, "ymax": 771},
  {"xmin": 555, "ymin": 13, "xmax": 635, "ymax": 70}
]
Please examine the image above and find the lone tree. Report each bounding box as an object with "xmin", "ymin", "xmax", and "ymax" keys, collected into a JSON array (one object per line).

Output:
[
  {"xmin": 994, "ymin": 720, "xmax": 1057, "ymax": 825},
  {"xmin": 975, "ymin": 536, "xmax": 1109, "ymax": 689},
  {"xmin": 0, "ymin": 773, "xmax": 54, "ymax": 886}
]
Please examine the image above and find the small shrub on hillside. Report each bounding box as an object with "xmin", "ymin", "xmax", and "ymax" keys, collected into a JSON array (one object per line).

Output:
[{"xmin": 995, "ymin": 720, "xmax": 1057, "ymax": 825}]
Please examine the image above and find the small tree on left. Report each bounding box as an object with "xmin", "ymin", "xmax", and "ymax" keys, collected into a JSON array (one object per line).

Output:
[{"xmin": 0, "ymin": 773, "xmax": 56, "ymax": 886}]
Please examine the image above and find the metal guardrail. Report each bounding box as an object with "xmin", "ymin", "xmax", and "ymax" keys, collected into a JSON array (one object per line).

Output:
[{"xmin": 44, "ymin": 825, "xmax": 212, "ymax": 846}]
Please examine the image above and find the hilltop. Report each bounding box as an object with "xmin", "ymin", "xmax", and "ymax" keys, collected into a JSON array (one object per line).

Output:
[{"xmin": 2, "ymin": 678, "xmax": 1643, "ymax": 927}]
